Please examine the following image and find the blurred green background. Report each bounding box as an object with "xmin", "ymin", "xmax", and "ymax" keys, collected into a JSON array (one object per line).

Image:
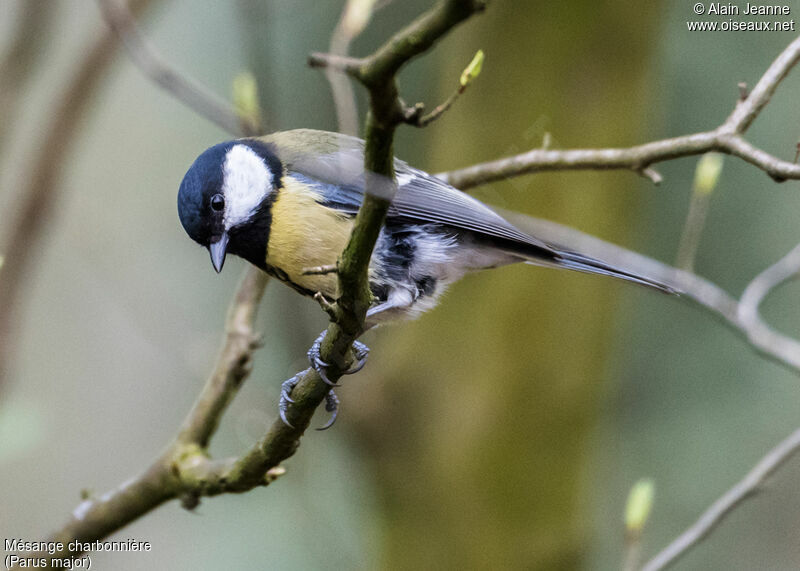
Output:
[{"xmin": 2, "ymin": 1, "xmax": 800, "ymax": 569}]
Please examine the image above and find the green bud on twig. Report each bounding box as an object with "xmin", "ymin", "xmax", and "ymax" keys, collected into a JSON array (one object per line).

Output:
[
  {"xmin": 625, "ymin": 478, "xmax": 655, "ymax": 534},
  {"xmin": 693, "ymin": 153, "xmax": 724, "ymax": 195},
  {"xmin": 232, "ymin": 72, "xmax": 262, "ymax": 132},
  {"xmin": 460, "ymin": 49, "xmax": 485, "ymax": 88}
]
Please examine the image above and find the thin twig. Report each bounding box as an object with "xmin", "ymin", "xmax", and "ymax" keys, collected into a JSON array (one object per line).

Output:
[
  {"xmin": 96, "ymin": 0, "xmax": 248, "ymax": 135},
  {"xmin": 737, "ymin": 81, "xmax": 749, "ymax": 102},
  {"xmin": 739, "ymin": 242, "xmax": 800, "ymax": 324},
  {"xmin": 734, "ymin": 242, "xmax": 800, "ymax": 365},
  {"xmin": 509, "ymin": 215, "xmax": 800, "ymax": 374},
  {"xmin": 14, "ymin": 0, "xmax": 274, "ymax": 562},
  {"xmin": 282, "ymin": 0, "xmax": 488, "ymax": 433},
  {"xmin": 675, "ymin": 154, "xmax": 723, "ymax": 271},
  {"xmin": 437, "ymin": 36, "xmax": 800, "ymax": 189},
  {"xmin": 402, "ymin": 49, "xmax": 483, "ymax": 127},
  {"xmin": 176, "ymin": 267, "xmax": 268, "ymax": 447},
  {"xmin": 641, "ymin": 427, "xmax": 800, "ymax": 571},
  {"xmin": 511, "ymin": 226, "xmax": 800, "ymax": 568},
  {"xmin": 674, "ymin": 190, "xmax": 711, "ymax": 272},
  {"xmin": 0, "ymin": 0, "xmax": 155, "ymax": 391},
  {"xmin": 313, "ymin": 292, "xmax": 338, "ymax": 321},
  {"xmin": 408, "ymin": 84, "xmax": 464, "ymax": 127},
  {"xmin": 623, "ymin": 538, "xmax": 643, "ymax": 571},
  {"xmin": 0, "ymin": 0, "xmax": 55, "ymax": 396},
  {"xmin": 29, "ymin": 268, "xmax": 274, "ymax": 567},
  {"xmin": 323, "ymin": 0, "xmax": 379, "ymax": 136},
  {"xmin": 308, "ymin": 52, "xmax": 364, "ymax": 74},
  {"xmin": 438, "ymin": 130, "xmax": 800, "ymax": 189},
  {"xmin": 0, "ymin": 0, "xmax": 55, "ymax": 159}
]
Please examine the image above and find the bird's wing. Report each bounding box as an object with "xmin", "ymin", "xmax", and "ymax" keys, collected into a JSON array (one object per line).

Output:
[
  {"xmin": 260, "ymin": 130, "xmax": 674, "ymax": 293},
  {"xmin": 262, "ymin": 129, "xmax": 556, "ymax": 255}
]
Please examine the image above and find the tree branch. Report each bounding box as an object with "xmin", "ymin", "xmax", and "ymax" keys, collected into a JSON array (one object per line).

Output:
[
  {"xmin": 25, "ymin": 267, "xmax": 272, "ymax": 567},
  {"xmin": 739, "ymin": 243, "xmax": 800, "ymax": 326},
  {"xmin": 321, "ymin": 0, "xmax": 379, "ymax": 136},
  {"xmin": 493, "ymin": 217, "xmax": 800, "ymax": 569},
  {"xmin": 24, "ymin": 1, "xmax": 487, "ymax": 566},
  {"xmin": 0, "ymin": 0, "xmax": 156, "ymax": 391},
  {"xmin": 12, "ymin": 1, "xmax": 272, "ymax": 564},
  {"xmin": 641, "ymin": 426, "xmax": 800, "ymax": 571},
  {"xmin": 281, "ymin": 0, "xmax": 487, "ymax": 429},
  {"xmin": 0, "ymin": 0, "xmax": 55, "ymax": 159},
  {"xmin": 511, "ymin": 215, "xmax": 800, "ymax": 374},
  {"xmin": 406, "ymin": 86, "xmax": 463, "ymax": 127},
  {"xmin": 96, "ymin": 0, "xmax": 251, "ymax": 135},
  {"xmin": 437, "ymin": 36, "xmax": 800, "ymax": 189},
  {"xmin": 175, "ymin": 267, "xmax": 268, "ymax": 447}
]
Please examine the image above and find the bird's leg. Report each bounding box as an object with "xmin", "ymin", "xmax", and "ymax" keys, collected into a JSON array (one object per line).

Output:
[
  {"xmin": 364, "ymin": 287, "xmax": 416, "ymax": 329},
  {"xmin": 278, "ymin": 370, "xmax": 343, "ymax": 430},
  {"xmin": 289, "ymin": 290, "xmax": 414, "ymax": 429},
  {"xmin": 278, "ymin": 330, "xmax": 365, "ymax": 430},
  {"xmin": 307, "ymin": 287, "xmax": 412, "ymax": 386},
  {"xmin": 307, "ymin": 329, "xmax": 369, "ymax": 386}
]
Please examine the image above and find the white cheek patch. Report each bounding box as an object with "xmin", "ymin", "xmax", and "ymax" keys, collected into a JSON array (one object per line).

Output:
[{"xmin": 222, "ymin": 144, "xmax": 273, "ymax": 229}]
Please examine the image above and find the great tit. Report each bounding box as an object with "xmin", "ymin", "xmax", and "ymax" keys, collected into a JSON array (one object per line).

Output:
[{"xmin": 177, "ymin": 129, "xmax": 671, "ymax": 426}]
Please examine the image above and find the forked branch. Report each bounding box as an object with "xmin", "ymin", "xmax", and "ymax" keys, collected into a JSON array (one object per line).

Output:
[{"xmin": 437, "ymin": 36, "xmax": 800, "ymax": 189}]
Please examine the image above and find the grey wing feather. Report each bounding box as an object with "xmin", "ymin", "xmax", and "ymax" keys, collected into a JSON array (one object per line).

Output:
[
  {"xmin": 261, "ymin": 129, "xmax": 674, "ymax": 294},
  {"xmin": 392, "ymin": 166, "xmax": 553, "ymax": 251},
  {"xmin": 263, "ymin": 129, "xmax": 558, "ymax": 257}
]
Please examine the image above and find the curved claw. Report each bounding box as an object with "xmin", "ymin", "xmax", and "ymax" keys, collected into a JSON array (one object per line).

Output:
[
  {"xmin": 308, "ymin": 331, "xmax": 340, "ymax": 386},
  {"xmin": 345, "ymin": 357, "xmax": 367, "ymax": 376},
  {"xmin": 278, "ymin": 374, "xmax": 301, "ymax": 428},
  {"xmin": 316, "ymin": 390, "xmax": 339, "ymax": 431},
  {"xmin": 352, "ymin": 340, "xmax": 370, "ymax": 358},
  {"xmin": 279, "ymin": 407, "xmax": 294, "ymax": 429},
  {"xmin": 280, "ymin": 383, "xmax": 295, "ymax": 404},
  {"xmin": 313, "ymin": 356, "xmax": 338, "ymax": 386},
  {"xmin": 300, "ymin": 330, "xmax": 370, "ymax": 428},
  {"xmin": 342, "ymin": 341, "xmax": 370, "ymax": 375}
]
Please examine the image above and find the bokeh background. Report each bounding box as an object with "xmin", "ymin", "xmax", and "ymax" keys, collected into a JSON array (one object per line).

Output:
[{"xmin": 2, "ymin": 1, "xmax": 800, "ymax": 569}]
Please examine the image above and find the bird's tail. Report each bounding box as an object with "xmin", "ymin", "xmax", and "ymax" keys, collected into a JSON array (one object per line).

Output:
[{"xmin": 522, "ymin": 249, "xmax": 676, "ymax": 294}]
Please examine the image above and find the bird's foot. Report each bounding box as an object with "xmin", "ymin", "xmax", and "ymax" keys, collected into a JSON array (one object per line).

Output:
[
  {"xmin": 279, "ymin": 373, "xmax": 341, "ymax": 431},
  {"xmin": 278, "ymin": 332, "xmax": 369, "ymax": 430},
  {"xmin": 306, "ymin": 330, "xmax": 369, "ymax": 386},
  {"xmin": 279, "ymin": 372, "xmax": 303, "ymax": 428}
]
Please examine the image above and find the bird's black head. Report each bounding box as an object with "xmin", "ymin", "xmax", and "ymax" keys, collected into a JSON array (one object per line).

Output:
[{"xmin": 178, "ymin": 139, "xmax": 282, "ymax": 272}]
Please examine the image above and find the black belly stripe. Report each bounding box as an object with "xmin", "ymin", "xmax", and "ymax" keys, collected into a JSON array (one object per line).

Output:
[{"xmin": 263, "ymin": 264, "xmax": 320, "ymax": 298}]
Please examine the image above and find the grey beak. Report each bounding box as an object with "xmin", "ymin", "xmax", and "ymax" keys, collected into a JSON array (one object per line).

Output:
[{"xmin": 209, "ymin": 232, "xmax": 229, "ymax": 273}]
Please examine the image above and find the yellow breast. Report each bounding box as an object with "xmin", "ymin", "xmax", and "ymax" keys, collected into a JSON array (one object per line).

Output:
[{"xmin": 266, "ymin": 176, "xmax": 354, "ymax": 298}]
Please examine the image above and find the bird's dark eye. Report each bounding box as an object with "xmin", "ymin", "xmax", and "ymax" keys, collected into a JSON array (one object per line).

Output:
[{"xmin": 210, "ymin": 194, "xmax": 225, "ymax": 212}]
